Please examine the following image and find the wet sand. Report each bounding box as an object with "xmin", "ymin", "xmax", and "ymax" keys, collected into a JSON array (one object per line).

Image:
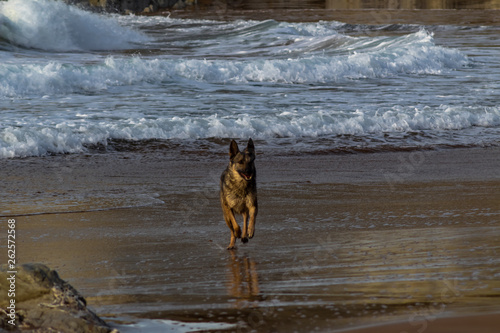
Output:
[
  {"xmin": 165, "ymin": 9, "xmax": 500, "ymax": 26},
  {"xmin": 339, "ymin": 312, "xmax": 500, "ymax": 333},
  {"xmin": 2, "ymin": 146, "xmax": 500, "ymax": 332}
]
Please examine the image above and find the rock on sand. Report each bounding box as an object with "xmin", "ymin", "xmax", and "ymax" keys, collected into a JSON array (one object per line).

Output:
[{"xmin": 0, "ymin": 263, "xmax": 116, "ymax": 333}]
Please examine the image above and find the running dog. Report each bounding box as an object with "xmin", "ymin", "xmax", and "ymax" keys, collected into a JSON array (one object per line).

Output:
[{"xmin": 220, "ymin": 139, "xmax": 258, "ymax": 250}]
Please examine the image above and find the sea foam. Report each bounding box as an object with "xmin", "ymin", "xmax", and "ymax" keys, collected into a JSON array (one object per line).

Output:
[
  {"xmin": 0, "ymin": 0, "xmax": 148, "ymax": 51},
  {"xmin": 2, "ymin": 105, "xmax": 500, "ymax": 158}
]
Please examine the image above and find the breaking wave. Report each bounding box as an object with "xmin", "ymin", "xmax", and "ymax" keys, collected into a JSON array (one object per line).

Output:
[
  {"xmin": 0, "ymin": 29, "xmax": 468, "ymax": 97},
  {"xmin": 0, "ymin": 0, "xmax": 148, "ymax": 51}
]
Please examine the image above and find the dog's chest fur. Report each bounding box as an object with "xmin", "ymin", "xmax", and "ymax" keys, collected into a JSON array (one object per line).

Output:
[{"xmin": 221, "ymin": 168, "xmax": 257, "ymax": 214}]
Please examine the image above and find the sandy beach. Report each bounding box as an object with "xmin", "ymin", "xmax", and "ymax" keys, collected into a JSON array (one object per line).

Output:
[{"xmin": 2, "ymin": 145, "xmax": 499, "ymax": 332}]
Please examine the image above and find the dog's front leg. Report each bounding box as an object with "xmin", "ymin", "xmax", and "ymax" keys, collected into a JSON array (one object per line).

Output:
[{"xmin": 222, "ymin": 205, "xmax": 240, "ymax": 250}]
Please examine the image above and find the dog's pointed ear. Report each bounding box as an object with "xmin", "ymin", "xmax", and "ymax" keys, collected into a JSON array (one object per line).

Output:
[
  {"xmin": 246, "ymin": 138, "xmax": 255, "ymax": 154},
  {"xmin": 229, "ymin": 140, "xmax": 239, "ymax": 159}
]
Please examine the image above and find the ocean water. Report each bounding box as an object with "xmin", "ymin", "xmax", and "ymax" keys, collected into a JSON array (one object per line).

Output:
[{"xmin": 1, "ymin": 0, "xmax": 500, "ymax": 158}]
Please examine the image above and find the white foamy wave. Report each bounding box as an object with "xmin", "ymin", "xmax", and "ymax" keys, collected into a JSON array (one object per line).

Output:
[
  {"xmin": 0, "ymin": 30, "xmax": 468, "ymax": 97},
  {"xmin": 2, "ymin": 105, "xmax": 500, "ymax": 158},
  {"xmin": 174, "ymin": 34, "xmax": 467, "ymax": 83},
  {"xmin": 0, "ymin": 0, "xmax": 148, "ymax": 51}
]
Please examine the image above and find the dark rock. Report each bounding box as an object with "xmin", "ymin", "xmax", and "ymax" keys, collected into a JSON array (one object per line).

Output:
[
  {"xmin": 0, "ymin": 264, "xmax": 116, "ymax": 333},
  {"xmin": 155, "ymin": 0, "xmax": 180, "ymax": 8},
  {"xmin": 116, "ymin": 0, "xmax": 151, "ymax": 12}
]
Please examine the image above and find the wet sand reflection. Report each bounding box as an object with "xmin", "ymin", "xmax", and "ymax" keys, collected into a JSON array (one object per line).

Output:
[{"xmin": 226, "ymin": 252, "xmax": 262, "ymax": 307}]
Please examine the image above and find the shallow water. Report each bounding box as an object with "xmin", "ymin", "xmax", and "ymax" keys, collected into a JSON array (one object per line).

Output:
[{"xmin": 1, "ymin": 0, "xmax": 500, "ymax": 158}]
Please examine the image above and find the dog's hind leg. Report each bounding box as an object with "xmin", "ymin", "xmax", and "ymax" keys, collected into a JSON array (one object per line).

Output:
[
  {"xmin": 241, "ymin": 212, "xmax": 249, "ymax": 243},
  {"xmin": 247, "ymin": 205, "xmax": 257, "ymax": 239}
]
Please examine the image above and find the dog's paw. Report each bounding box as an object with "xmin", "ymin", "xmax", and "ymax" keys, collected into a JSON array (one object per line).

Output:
[
  {"xmin": 248, "ymin": 229, "xmax": 255, "ymax": 239},
  {"xmin": 227, "ymin": 245, "xmax": 236, "ymax": 250},
  {"xmin": 241, "ymin": 237, "xmax": 248, "ymax": 244}
]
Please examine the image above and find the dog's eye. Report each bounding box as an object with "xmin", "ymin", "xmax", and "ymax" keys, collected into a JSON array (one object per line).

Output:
[{"xmin": 237, "ymin": 160, "xmax": 244, "ymax": 165}]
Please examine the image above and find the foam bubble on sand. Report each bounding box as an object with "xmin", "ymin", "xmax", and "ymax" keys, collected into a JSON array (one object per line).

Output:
[{"xmin": 118, "ymin": 319, "xmax": 237, "ymax": 333}]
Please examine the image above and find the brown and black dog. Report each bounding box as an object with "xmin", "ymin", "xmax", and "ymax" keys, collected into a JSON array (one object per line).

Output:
[{"xmin": 220, "ymin": 139, "xmax": 258, "ymax": 250}]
